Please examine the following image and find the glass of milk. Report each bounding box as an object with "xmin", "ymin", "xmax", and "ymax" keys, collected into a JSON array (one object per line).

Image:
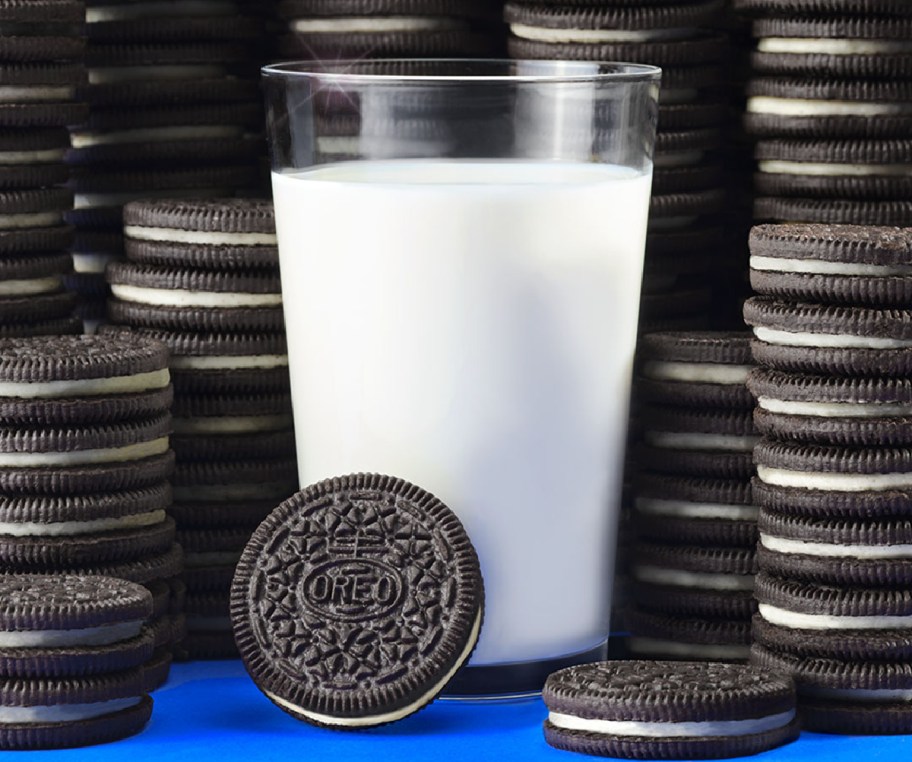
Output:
[{"xmin": 262, "ymin": 60, "xmax": 660, "ymax": 698}]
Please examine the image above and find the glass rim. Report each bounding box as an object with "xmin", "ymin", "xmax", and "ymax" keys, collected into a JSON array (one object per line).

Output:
[{"xmin": 262, "ymin": 59, "xmax": 662, "ymax": 84}]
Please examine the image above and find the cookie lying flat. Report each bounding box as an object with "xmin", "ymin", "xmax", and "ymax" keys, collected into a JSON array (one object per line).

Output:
[
  {"xmin": 542, "ymin": 660, "xmax": 798, "ymax": 759},
  {"xmin": 232, "ymin": 473, "xmax": 483, "ymax": 729}
]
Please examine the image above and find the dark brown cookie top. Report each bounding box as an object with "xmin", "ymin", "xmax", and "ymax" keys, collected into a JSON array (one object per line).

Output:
[
  {"xmin": 754, "ymin": 16, "xmax": 912, "ymax": 39},
  {"xmin": 755, "ymin": 139, "xmax": 912, "ymax": 165},
  {"xmin": 748, "ymin": 77, "xmax": 912, "ymax": 102},
  {"xmin": 0, "ymin": 574, "xmax": 151, "ymax": 631},
  {"xmin": 0, "ymin": 481, "xmax": 171, "ymax": 524},
  {"xmin": 123, "ymin": 198, "xmax": 275, "ymax": 235},
  {"xmin": 755, "ymin": 438, "xmax": 912, "ymax": 474},
  {"xmin": 0, "ymin": 334, "xmax": 169, "ymax": 384},
  {"xmin": 543, "ymin": 660, "xmax": 794, "ymax": 723},
  {"xmin": 749, "ymin": 223, "xmax": 912, "ymax": 264},
  {"xmin": 744, "ymin": 296, "xmax": 912, "ymax": 339},
  {"xmin": 760, "ymin": 508, "xmax": 912, "ymax": 546},
  {"xmin": 0, "ymin": 414, "xmax": 171, "ymax": 455},
  {"xmin": 231, "ymin": 472, "xmax": 483, "ymax": 728},
  {"xmin": 735, "ymin": 0, "xmax": 912, "ymax": 14},
  {"xmin": 635, "ymin": 541, "xmax": 756, "ymax": 575},
  {"xmin": 639, "ymin": 331, "xmax": 753, "ymax": 365},
  {"xmin": 0, "ymin": 668, "xmax": 145, "ymax": 707},
  {"xmin": 106, "ymin": 262, "xmax": 282, "ymax": 295},
  {"xmin": 755, "ymin": 570, "xmax": 912, "ymax": 616},
  {"xmin": 748, "ymin": 367, "xmax": 912, "ymax": 404},
  {"xmin": 505, "ymin": 1, "xmax": 725, "ymax": 30},
  {"xmin": 278, "ymin": 0, "xmax": 489, "ymax": 16}
]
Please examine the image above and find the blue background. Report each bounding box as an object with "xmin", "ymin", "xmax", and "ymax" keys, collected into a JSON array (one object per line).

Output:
[{"xmin": 29, "ymin": 662, "xmax": 912, "ymax": 760}]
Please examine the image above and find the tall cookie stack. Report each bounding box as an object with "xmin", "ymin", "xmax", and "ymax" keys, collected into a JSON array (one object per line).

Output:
[
  {"xmin": 0, "ymin": 334, "xmax": 184, "ymax": 689},
  {"xmin": 736, "ymin": 0, "xmax": 912, "ymax": 228},
  {"xmin": 743, "ymin": 223, "xmax": 912, "ymax": 735},
  {"xmin": 104, "ymin": 198, "xmax": 298, "ymax": 660},
  {"xmin": 0, "ymin": 0, "xmax": 87, "ymax": 338},
  {"xmin": 66, "ymin": 0, "xmax": 268, "ymax": 329},
  {"xmin": 504, "ymin": 0, "xmax": 732, "ymax": 330},
  {"xmin": 0, "ymin": 574, "xmax": 158, "ymax": 750},
  {"xmin": 275, "ymin": 0, "xmax": 503, "ymax": 60},
  {"xmin": 626, "ymin": 331, "xmax": 759, "ymax": 662}
]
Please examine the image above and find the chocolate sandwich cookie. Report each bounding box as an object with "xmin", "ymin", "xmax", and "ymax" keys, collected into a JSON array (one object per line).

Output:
[
  {"xmin": 744, "ymin": 297, "xmax": 912, "ymax": 376},
  {"xmin": 625, "ymin": 609, "xmax": 752, "ymax": 662},
  {"xmin": 632, "ymin": 542, "xmax": 757, "ymax": 620},
  {"xmin": 752, "ymin": 476, "xmax": 912, "ymax": 520},
  {"xmin": 638, "ymin": 331, "xmax": 755, "ymax": 409},
  {"xmin": 745, "ymin": 78, "xmax": 912, "ymax": 139},
  {"xmin": 0, "ymin": 334, "xmax": 172, "ymax": 424},
  {"xmin": 734, "ymin": 0, "xmax": 912, "ymax": 13},
  {"xmin": 542, "ymin": 660, "xmax": 798, "ymax": 759},
  {"xmin": 757, "ymin": 509, "xmax": 912, "ymax": 586},
  {"xmin": 232, "ymin": 473, "xmax": 483, "ymax": 728},
  {"xmin": 0, "ymin": 291, "xmax": 74, "ymax": 325},
  {"xmin": 0, "ymin": 128, "xmax": 69, "ymax": 189},
  {"xmin": 634, "ymin": 473, "xmax": 758, "ymax": 548},
  {"xmin": 754, "ymin": 141, "xmax": 912, "ymax": 201},
  {"xmin": 754, "ymin": 197, "xmax": 912, "ymax": 227},
  {"xmin": 749, "ymin": 224, "xmax": 912, "ymax": 307},
  {"xmin": 0, "ymin": 317, "xmax": 81, "ymax": 338},
  {"xmin": 0, "ymin": 670, "xmax": 151, "ymax": 750},
  {"xmin": 99, "ymin": 326, "xmax": 290, "ymax": 395},
  {"xmin": 0, "ymin": 188, "xmax": 73, "ymax": 255},
  {"xmin": 649, "ymin": 188, "xmax": 727, "ymax": 231},
  {"xmin": 0, "ymin": 575, "xmax": 154, "ymax": 679},
  {"xmin": 751, "ymin": 643, "xmax": 912, "ymax": 734},
  {"xmin": 750, "ymin": 17, "xmax": 912, "ymax": 79},
  {"xmin": 122, "ymin": 198, "xmax": 277, "ymax": 270},
  {"xmin": 106, "ymin": 262, "xmax": 283, "ymax": 333},
  {"xmin": 748, "ymin": 369, "xmax": 912, "ymax": 446},
  {"xmin": 0, "ymin": 253, "xmax": 71, "ymax": 299},
  {"xmin": 0, "ymin": 65, "xmax": 86, "ymax": 127}
]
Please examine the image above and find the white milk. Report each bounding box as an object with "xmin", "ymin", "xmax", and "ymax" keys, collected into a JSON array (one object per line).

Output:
[{"xmin": 272, "ymin": 160, "xmax": 651, "ymax": 666}]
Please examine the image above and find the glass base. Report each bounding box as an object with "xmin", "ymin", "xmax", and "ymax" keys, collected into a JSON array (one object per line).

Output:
[{"xmin": 441, "ymin": 640, "xmax": 611, "ymax": 700}]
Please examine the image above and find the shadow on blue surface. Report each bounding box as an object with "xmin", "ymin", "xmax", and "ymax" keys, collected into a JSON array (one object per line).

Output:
[{"xmin": 28, "ymin": 662, "xmax": 912, "ymax": 760}]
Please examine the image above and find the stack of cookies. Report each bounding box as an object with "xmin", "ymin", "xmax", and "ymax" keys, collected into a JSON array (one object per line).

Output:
[
  {"xmin": 737, "ymin": 0, "xmax": 912, "ymax": 228},
  {"xmin": 503, "ymin": 0, "xmax": 732, "ymax": 329},
  {"xmin": 0, "ymin": 333, "xmax": 184, "ymax": 688},
  {"xmin": 743, "ymin": 223, "xmax": 912, "ymax": 734},
  {"xmin": 274, "ymin": 0, "xmax": 503, "ymax": 60},
  {"xmin": 0, "ymin": 0, "xmax": 87, "ymax": 337},
  {"xmin": 0, "ymin": 574, "xmax": 157, "ymax": 750},
  {"xmin": 66, "ymin": 0, "xmax": 268, "ymax": 328},
  {"xmin": 626, "ymin": 331, "xmax": 759, "ymax": 662},
  {"xmin": 104, "ymin": 198, "xmax": 298, "ymax": 660}
]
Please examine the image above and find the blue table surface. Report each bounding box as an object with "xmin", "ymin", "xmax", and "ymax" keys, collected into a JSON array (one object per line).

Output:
[{"xmin": 30, "ymin": 662, "xmax": 912, "ymax": 760}]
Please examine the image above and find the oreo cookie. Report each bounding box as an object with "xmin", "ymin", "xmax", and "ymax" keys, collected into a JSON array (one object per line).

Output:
[
  {"xmin": 0, "ymin": 64, "xmax": 87, "ymax": 127},
  {"xmin": 749, "ymin": 223, "xmax": 912, "ymax": 307},
  {"xmin": 0, "ymin": 128, "xmax": 69, "ymax": 189},
  {"xmin": 0, "ymin": 188, "xmax": 73, "ymax": 255},
  {"xmin": 231, "ymin": 473, "xmax": 483, "ymax": 728},
  {"xmin": 754, "ymin": 196, "xmax": 912, "ymax": 227},
  {"xmin": 0, "ymin": 574, "xmax": 153, "ymax": 678},
  {"xmin": 734, "ymin": 0, "xmax": 912, "ymax": 13},
  {"xmin": 744, "ymin": 296, "xmax": 912, "ymax": 376},
  {"xmin": 542, "ymin": 660, "xmax": 798, "ymax": 759}
]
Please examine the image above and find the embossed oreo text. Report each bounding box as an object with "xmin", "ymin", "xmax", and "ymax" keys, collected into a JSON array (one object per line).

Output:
[{"xmin": 302, "ymin": 559, "xmax": 404, "ymax": 622}]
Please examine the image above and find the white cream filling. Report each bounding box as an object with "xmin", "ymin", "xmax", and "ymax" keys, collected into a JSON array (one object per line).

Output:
[
  {"xmin": 0, "ymin": 510, "xmax": 165, "ymax": 538},
  {"xmin": 0, "ymin": 212, "xmax": 63, "ymax": 230},
  {"xmin": 628, "ymin": 637, "xmax": 751, "ymax": 660},
  {"xmin": 635, "ymin": 497, "xmax": 758, "ymax": 521},
  {"xmin": 290, "ymin": 17, "xmax": 463, "ymax": 33},
  {"xmin": 759, "ymin": 603, "xmax": 912, "ymax": 630},
  {"xmin": 170, "ymin": 354, "xmax": 288, "ymax": 371},
  {"xmin": 757, "ymin": 160, "xmax": 912, "ymax": 178},
  {"xmin": 265, "ymin": 609, "xmax": 481, "ymax": 727},
  {"xmin": 110, "ymin": 284, "xmax": 282, "ymax": 309},
  {"xmin": 184, "ymin": 551, "xmax": 241, "ymax": 567},
  {"xmin": 72, "ymin": 252, "xmax": 117, "ymax": 274},
  {"xmin": 0, "ymin": 276, "xmax": 61, "ymax": 296},
  {"xmin": 750, "ymin": 255, "xmax": 912, "ymax": 276},
  {"xmin": 185, "ymin": 616, "xmax": 231, "ymax": 632},
  {"xmin": 758, "ymin": 38, "xmax": 912, "ymax": 55},
  {"xmin": 758, "ymin": 396, "xmax": 912, "ymax": 418},
  {"xmin": 761, "ymin": 534, "xmax": 912, "ymax": 559},
  {"xmin": 172, "ymin": 415, "xmax": 292, "ymax": 434},
  {"xmin": 0, "ymin": 620, "xmax": 142, "ymax": 648},
  {"xmin": 87, "ymin": 0, "xmax": 237, "ymax": 22},
  {"xmin": 510, "ymin": 23, "xmax": 694, "ymax": 44},
  {"xmin": 757, "ymin": 465, "xmax": 912, "ymax": 492},
  {"xmin": 747, "ymin": 96, "xmax": 912, "ymax": 117},
  {"xmin": 644, "ymin": 431, "xmax": 760, "ymax": 452},
  {"xmin": 88, "ymin": 64, "xmax": 226, "ymax": 84},
  {"xmin": 0, "ymin": 437, "xmax": 168, "ymax": 467},
  {"xmin": 753, "ymin": 326, "xmax": 912, "ymax": 350},
  {"xmin": 653, "ymin": 150, "xmax": 706, "ymax": 168},
  {"xmin": 547, "ymin": 709, "xmax": 795, "ymax": 738},
  {"xmin": 0, "ymin": 148, "xmax": 65, "ymax": 165},
  {"xmin": 0, "ymin": 697, "xmax": 141, "ymax": 724},
  {"xmin": 76, "ymin": 188, "xmax": 229, "ymax": 208},
  {"xmin": 0, "ymin": 368, "xmax": 169, "ymax": 399},
  {"xmin": 634, "ymin": 565, "xmax": 755, "ymax": 591},
  {"xmin": 70, "ymin": 125, "xmax": 242, "ymax": 149},
  {"xmin": 642, "ymin": 361, "xmax": 753, "ymax": 385},
  {"xmin": 803, "ymin": 686, "xmax": 912, "ymax": 702},
  {"xmin": 173, "ymin": 481, "xmax": 295, "ymax": 501},
  {"xmin": 124, "ymin": 225, "xmax": 277, "ymax": 246},
  {"xmin": 0, "ymin": 86, "xmax": 74, "ymax": 103}
]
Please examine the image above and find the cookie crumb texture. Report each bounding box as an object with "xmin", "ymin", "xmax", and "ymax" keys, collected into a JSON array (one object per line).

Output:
[{"xmin": 231, "ymin": 473, "xmax": 483, "ymax": 729}]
